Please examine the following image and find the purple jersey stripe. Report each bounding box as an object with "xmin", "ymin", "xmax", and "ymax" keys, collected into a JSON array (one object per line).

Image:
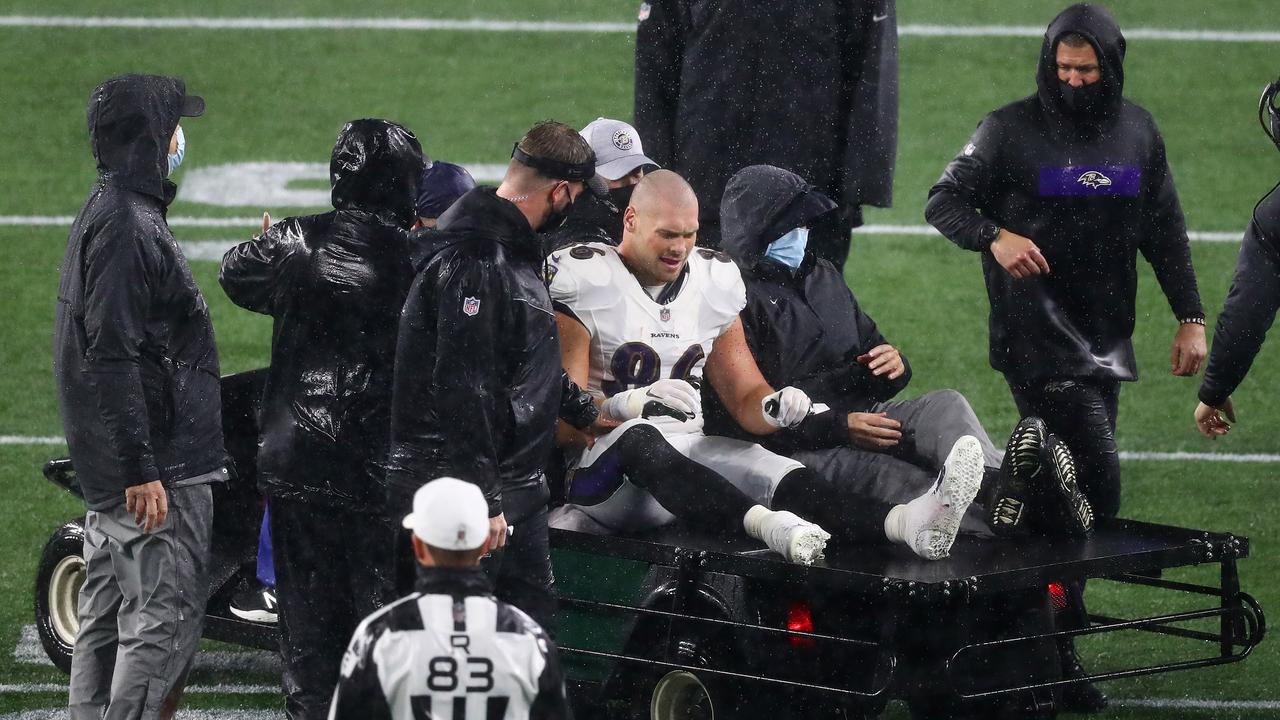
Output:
[{"xmin": 1038, "ymin": 165, "xmax": 1142, "ymax": 197}]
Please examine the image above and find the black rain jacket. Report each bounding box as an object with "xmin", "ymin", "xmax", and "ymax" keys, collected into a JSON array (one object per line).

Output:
[
  {"xmin": 388, "ymin": 188, "xmax": 596, "ymax": 519},
  {"xmin": 705, "ymin": 165, "xmax": 909, "ymax": 453},
  {"xmin": 924, "ymin": 3, "xmax": 1202, "ymax": 385},
  {"xmin": 1200, "ymin": 182, "xmax": 1280, "ymax": 406},
  {"xmin": 634, "ymin": 0, "xmax": 897, "ymax": 244},
  {"xmin": 54, "ymin": 74, "xmax": 224, "ymax": 511},
  {"xmin": 220, "ymin": 119, "xmax": 426, "ymax": 511}
]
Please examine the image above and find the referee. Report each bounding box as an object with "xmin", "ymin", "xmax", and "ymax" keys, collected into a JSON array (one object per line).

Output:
[{"xmin": 329, "ymin": 478, "xmax": 571, "ymax": 719}]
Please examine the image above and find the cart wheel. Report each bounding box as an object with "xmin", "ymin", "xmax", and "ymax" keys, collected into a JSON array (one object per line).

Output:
[
  {"xmin": 34, "ymin": 519, "xmax": 86, "ymax": 674},
  {"xmin": 650, "ymin": 670, "xmax": 715, "ymax": 720}
]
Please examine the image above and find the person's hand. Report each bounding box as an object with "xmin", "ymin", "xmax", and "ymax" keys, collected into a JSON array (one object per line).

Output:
[
  {"xmin": 125, "ymin": 480, "xmax": 168, "ymax": 533},
  {"xmin": 1171, "ymin": 322, "xmax": 1207, "ymax": 376},
  {"xmin": 1194, "ymin": 399, "xmax": 1236, "ymax": 438},
  {"xmin": 847, "ymin": 412, "xmax": 903, "ymax": 449},
  {"xmin": 601, "ymin": 380, "xmax": 699, "ymax": 422},
  {"xmin": 489, "ymin": 513, "xmax": 508, "ymax": 550},
  {"xmin": 856, "ymin": 344, "xmax": 906, "ymax": 379},
  {"xmin": 990, "ymin": 229, "xmax": 1050, "ymax": 279},
  {"xmin": 761, "ymin": 386, "xmax": 812, "ymax": 428},
  {"xmin": 253, "ymin": 211, "xmax": 272, "ymax": 240}
]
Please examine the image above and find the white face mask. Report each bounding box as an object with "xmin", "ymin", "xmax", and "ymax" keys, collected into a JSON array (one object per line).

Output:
[
  {"xmin": 167, "ymin": 125, "xmax": 186, "ymax": 176},
  {"xmin": 764, "ymin": 227, "xmax": 810, "ymax": 269}
]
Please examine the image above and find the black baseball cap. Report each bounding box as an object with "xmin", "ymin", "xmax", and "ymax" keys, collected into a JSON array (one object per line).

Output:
[{"xmin": 180, "ymin": 93, "xmax": 205, "ymax": 118}]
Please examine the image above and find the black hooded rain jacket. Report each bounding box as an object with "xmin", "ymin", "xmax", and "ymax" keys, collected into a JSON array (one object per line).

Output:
[
  {"xmin": 705, "ymin": 165, "xmax": 909, "ymax": 453},
  {"xmin": 387, "ymin": 188, "xmax": 597, "ymax": 520},
  {"xmin": 219, "ymin": 119, "xmax": 427, "ymax": 512},
  {"xmin": 635, "ymin": 0, "xmax": 898, "ymax": 244},
  {"xmin": 54, "ymin": 75, "xmax": 224, "ymax": 511},
  {"xmin": 924, "ymin": 3, "xmax": 1202, "ymax": 385}
]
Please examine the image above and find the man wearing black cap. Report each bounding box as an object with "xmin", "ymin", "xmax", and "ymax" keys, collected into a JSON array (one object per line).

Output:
[
  {"xmin": 414, "ymin": 161, "xmax": 476, "ymax": 231},
  {"xmin": 925, "ymin": 4, "xmax": 1206, "ymax": 710},
  {"xmin": 55, "ymin": 74, "xmax": 220, "ymax": 720},
  {"xmin": 221, "ymin": 119, "xmax": 427, "ymax": 719},
  {"xmin": 388, "ymin": 121, "xmax": 601, "ymax": 632}
]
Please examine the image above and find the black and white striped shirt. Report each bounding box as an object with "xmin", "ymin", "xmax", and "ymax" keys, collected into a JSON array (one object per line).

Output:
[{"xmin": 329, "ymin": 567, "xmax": 571, "ymax": 720}]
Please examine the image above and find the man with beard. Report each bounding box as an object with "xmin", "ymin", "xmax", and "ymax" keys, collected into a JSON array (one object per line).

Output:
[
  {"xmin": 220, "ymin": 119, "xmax": 427, "ymax": 719},
  {"xmin": 544, "ymin": 117, "xmax": 658, "ymax": 251},
  {"xmin": 925, "ymin": 4, "xmax": 1206, "ymax": 711},
  {"xmin": 388, "ymin": 121, "xmax": 601, "ymax": 633}
]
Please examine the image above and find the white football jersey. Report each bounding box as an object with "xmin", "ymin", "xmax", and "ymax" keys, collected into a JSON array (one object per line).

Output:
[{"xmin": 547, "ymin": 242, "xmax": 746, "ymax": 434}]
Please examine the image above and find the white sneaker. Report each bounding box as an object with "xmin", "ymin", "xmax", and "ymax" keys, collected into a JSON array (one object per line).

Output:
[
  {"xmin": 901, "ymin": 435, "xmax": 983, "ymax": 560},
  {"xmin": 746, "ymin": 507, "xmax": 831, "ymax": 565}
]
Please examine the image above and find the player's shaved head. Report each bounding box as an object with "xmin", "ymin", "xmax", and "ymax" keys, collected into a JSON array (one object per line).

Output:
[
  {"xmin": 629, "ymin": 169, "xmax": 698, "ymax": 218},
  {"xmin": 619, "ymin": 169, "xmax": 699, "ymax": 286}
]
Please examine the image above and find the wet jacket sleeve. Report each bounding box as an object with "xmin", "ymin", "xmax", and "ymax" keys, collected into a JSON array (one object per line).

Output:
[
  {"xmin": 390, "ymin": 258, "xmax": 507, "ymax": 517},
  {"xmin": 218, "ymin": 222, "xmax": 294, "ymax": 315},
  {"xmin": 559, "ymin": 372, "xmax": 598, "ymax": 430},
  {"xmin": 329, "ymin": 624, "xmax": 393, "ymax": 720},
  {"xmin": 925, "ymin": 115, "xmax": 1003, "ymax": 251},
  {"xmin": 634, "ymin": 0, "xmax": 685, "ymax": 167},
  {"xmin": 81, "ymin": 219, "xmax": 161, "ymax": 487},
  {"xmin": 529, "ymin": 633, "xmax": 573, "ymax": 720},
  {"xmin": 1199, "ymin": 213, "xmax": 1280, "ymax": 407},
  {"xmin": 1137, "ymin": 132, "xmax": 1204, "ymax": 321}
]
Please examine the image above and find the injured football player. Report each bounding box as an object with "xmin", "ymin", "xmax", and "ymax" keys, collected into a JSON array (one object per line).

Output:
[{"xmin": 547, "ymin": 170, "xmax": 983, "ymax": 563}]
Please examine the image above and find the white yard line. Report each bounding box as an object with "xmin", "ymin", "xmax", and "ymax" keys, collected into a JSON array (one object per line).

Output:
[
  {"xmin": 0, "ymin": 710, "xmax": 281, "ymax": 720},
  {"xmin": 0, "ymin": 683, "xmax": 277, "ymax": 695},
  {"xmin": 13, "ymin": 624, "xmax": 282, "ymax": 675},
  {"xmin": 858, "ymin": 223, "xmax": 1242, "ymax": 243},
  {"xmin": 1116, "ymin": 697, "xmax": 1280, "ymax": 711},
  {"xmin": 0, "ymin": 16, "xmax": 1278, "ymax": 42}
]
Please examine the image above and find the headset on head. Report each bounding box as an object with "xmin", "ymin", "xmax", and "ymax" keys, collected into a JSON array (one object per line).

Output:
[{"xmin": 1261, "ymin": 77, "xmax": 1280, "ymax": 153}]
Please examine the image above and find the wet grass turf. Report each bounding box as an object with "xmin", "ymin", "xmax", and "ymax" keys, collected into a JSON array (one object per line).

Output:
[{"xmin": 1, "ymin": 0, "xmax": 1278, "ymax": 716}]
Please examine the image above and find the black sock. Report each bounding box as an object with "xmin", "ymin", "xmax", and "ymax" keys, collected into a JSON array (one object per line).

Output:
[{"xmin": 772, "ymin": 467, "xmax": 892, "ymax": 544}]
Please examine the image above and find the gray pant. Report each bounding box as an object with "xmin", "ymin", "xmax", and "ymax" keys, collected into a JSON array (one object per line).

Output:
[
  {"xmin": 793, "ymin": 389, "xmax": 1003, "ymax": 533},
  {"xmin": 69, "ymin": 483, "xmax": 213, "ymax": 720}
]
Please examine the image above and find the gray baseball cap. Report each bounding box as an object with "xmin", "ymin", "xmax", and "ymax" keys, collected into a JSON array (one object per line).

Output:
[{"xmin": 580, "ymin": 118, "xmax": 660, "ymax": 181}]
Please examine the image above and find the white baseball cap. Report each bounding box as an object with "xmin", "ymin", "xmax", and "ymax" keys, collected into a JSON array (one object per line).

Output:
[
  {"xmin": 580, "ymin": 117, "xmax": 660, "ymax": 181},
  {"xmin": 401, "ymin": 477, "xmax": 489, "ymax": 551}
]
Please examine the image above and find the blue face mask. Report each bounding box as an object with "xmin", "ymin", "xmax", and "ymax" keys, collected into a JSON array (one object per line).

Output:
[
  {"xmin": 167, "ymin": 125, "xmax": 185, "ymax": 176},
  {"xmin": 763, "ymin": 227, "xmax": 809, "ymax": 269}
]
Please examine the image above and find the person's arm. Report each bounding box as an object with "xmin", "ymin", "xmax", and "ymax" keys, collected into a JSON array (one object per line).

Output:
[
  {"xmin": 388, "ymin": 258, "xmax": 506, "ymax": 518},
  {"xmin": 846, "ymin": 293, "xmax": 910, "ymax": 402},
  {"xmin": 81, "ymin": 218, "xmax": 163, "ymax": 503},
  {"xmin": 1138, "ymin": 131, "xmax": 1206, "ymax": 376},
  {"xmin": 528, "ymin": 632, "xmax": 573, "ymax": 720},
  {"xmin": 705, "ymin": 318, "xmax": 805, "ymax": 436},
  {"xmin": 328, "ymin": 623, "xmax": 393, "ymax": 720},
  {"xmin": 1199, "ymin": 210, "xmax": 1280, "ymax": 409},
  {"xmin": 925, "ymin": 116, "xmax": 1050, "ymax": 278},
  {"xmin": 218, "ymin": 214, "xmax": 291, "ymax": 315},
  {"xmin": 634, "ymin": 0, "xmax": 685, "ymax": 167}
]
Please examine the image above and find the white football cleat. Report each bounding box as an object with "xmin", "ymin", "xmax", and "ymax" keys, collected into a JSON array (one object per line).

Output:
[
  {"xmin": 747, "ymin": 507, "xmax": 831, "ymax": 565},
  {"xmin": 901, "ymin": 435, "xmax": 984, "ymax": 561}
]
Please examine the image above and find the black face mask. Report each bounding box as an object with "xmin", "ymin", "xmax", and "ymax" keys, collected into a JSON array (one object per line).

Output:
[
  {"xmin": 606, "ymin": 184, "xmax": 635, "ymax": 211},
  {"xmin": 540, "ymin": 188, "xmax": 575, "ymax": 231},
  {"xmin": 1059, "ymin": 79, "xmax": 1104, "ymax": 117}
]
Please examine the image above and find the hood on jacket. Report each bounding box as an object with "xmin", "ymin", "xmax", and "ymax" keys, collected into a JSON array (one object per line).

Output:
[
  {"xmin": 719, "ymin": 165, "xmax": 837, "ymax": 269},
  {"xmin": 87, "ymin": 74, "xmax": 203, "ymax": 201},
  {"xmin": 330, "ymin": 119, "xmax": 429, "ymax": 229},
  {"xmin": 1035, "ymin": 3, "xmax": 1126, "ymax": 133}
]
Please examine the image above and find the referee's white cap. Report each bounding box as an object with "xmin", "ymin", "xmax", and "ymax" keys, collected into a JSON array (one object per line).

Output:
[{"xmin": 402, "ymin": 477, "xmax": 489, "ymax": 551}]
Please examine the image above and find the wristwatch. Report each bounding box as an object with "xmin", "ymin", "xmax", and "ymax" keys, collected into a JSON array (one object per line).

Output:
[
  {"xmin": 1178, "ymin": 316, "xmax": 1206, "ymax": 326},
  {"xmin": 979, "ymin": 222, "xmax": 1001, "ymax": 246}
]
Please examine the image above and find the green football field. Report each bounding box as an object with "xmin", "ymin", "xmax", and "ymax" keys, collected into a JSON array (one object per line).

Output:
[{"xmin": 2, "ymin": 1, "xmax": 1279, "ymax": 716}]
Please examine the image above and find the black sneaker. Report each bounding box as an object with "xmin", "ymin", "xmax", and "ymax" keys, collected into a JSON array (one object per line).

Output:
[
  {"xmin": 1035, "ymin": 435, "xmax": 1095, "ymax": 536},
  {"xmin": 230, "ymin": 583, "xmax": 278, "ymax": 624},
  {"xmin": 986, "ymin": 417, "xmax": 1047, "ymax": 537}
]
